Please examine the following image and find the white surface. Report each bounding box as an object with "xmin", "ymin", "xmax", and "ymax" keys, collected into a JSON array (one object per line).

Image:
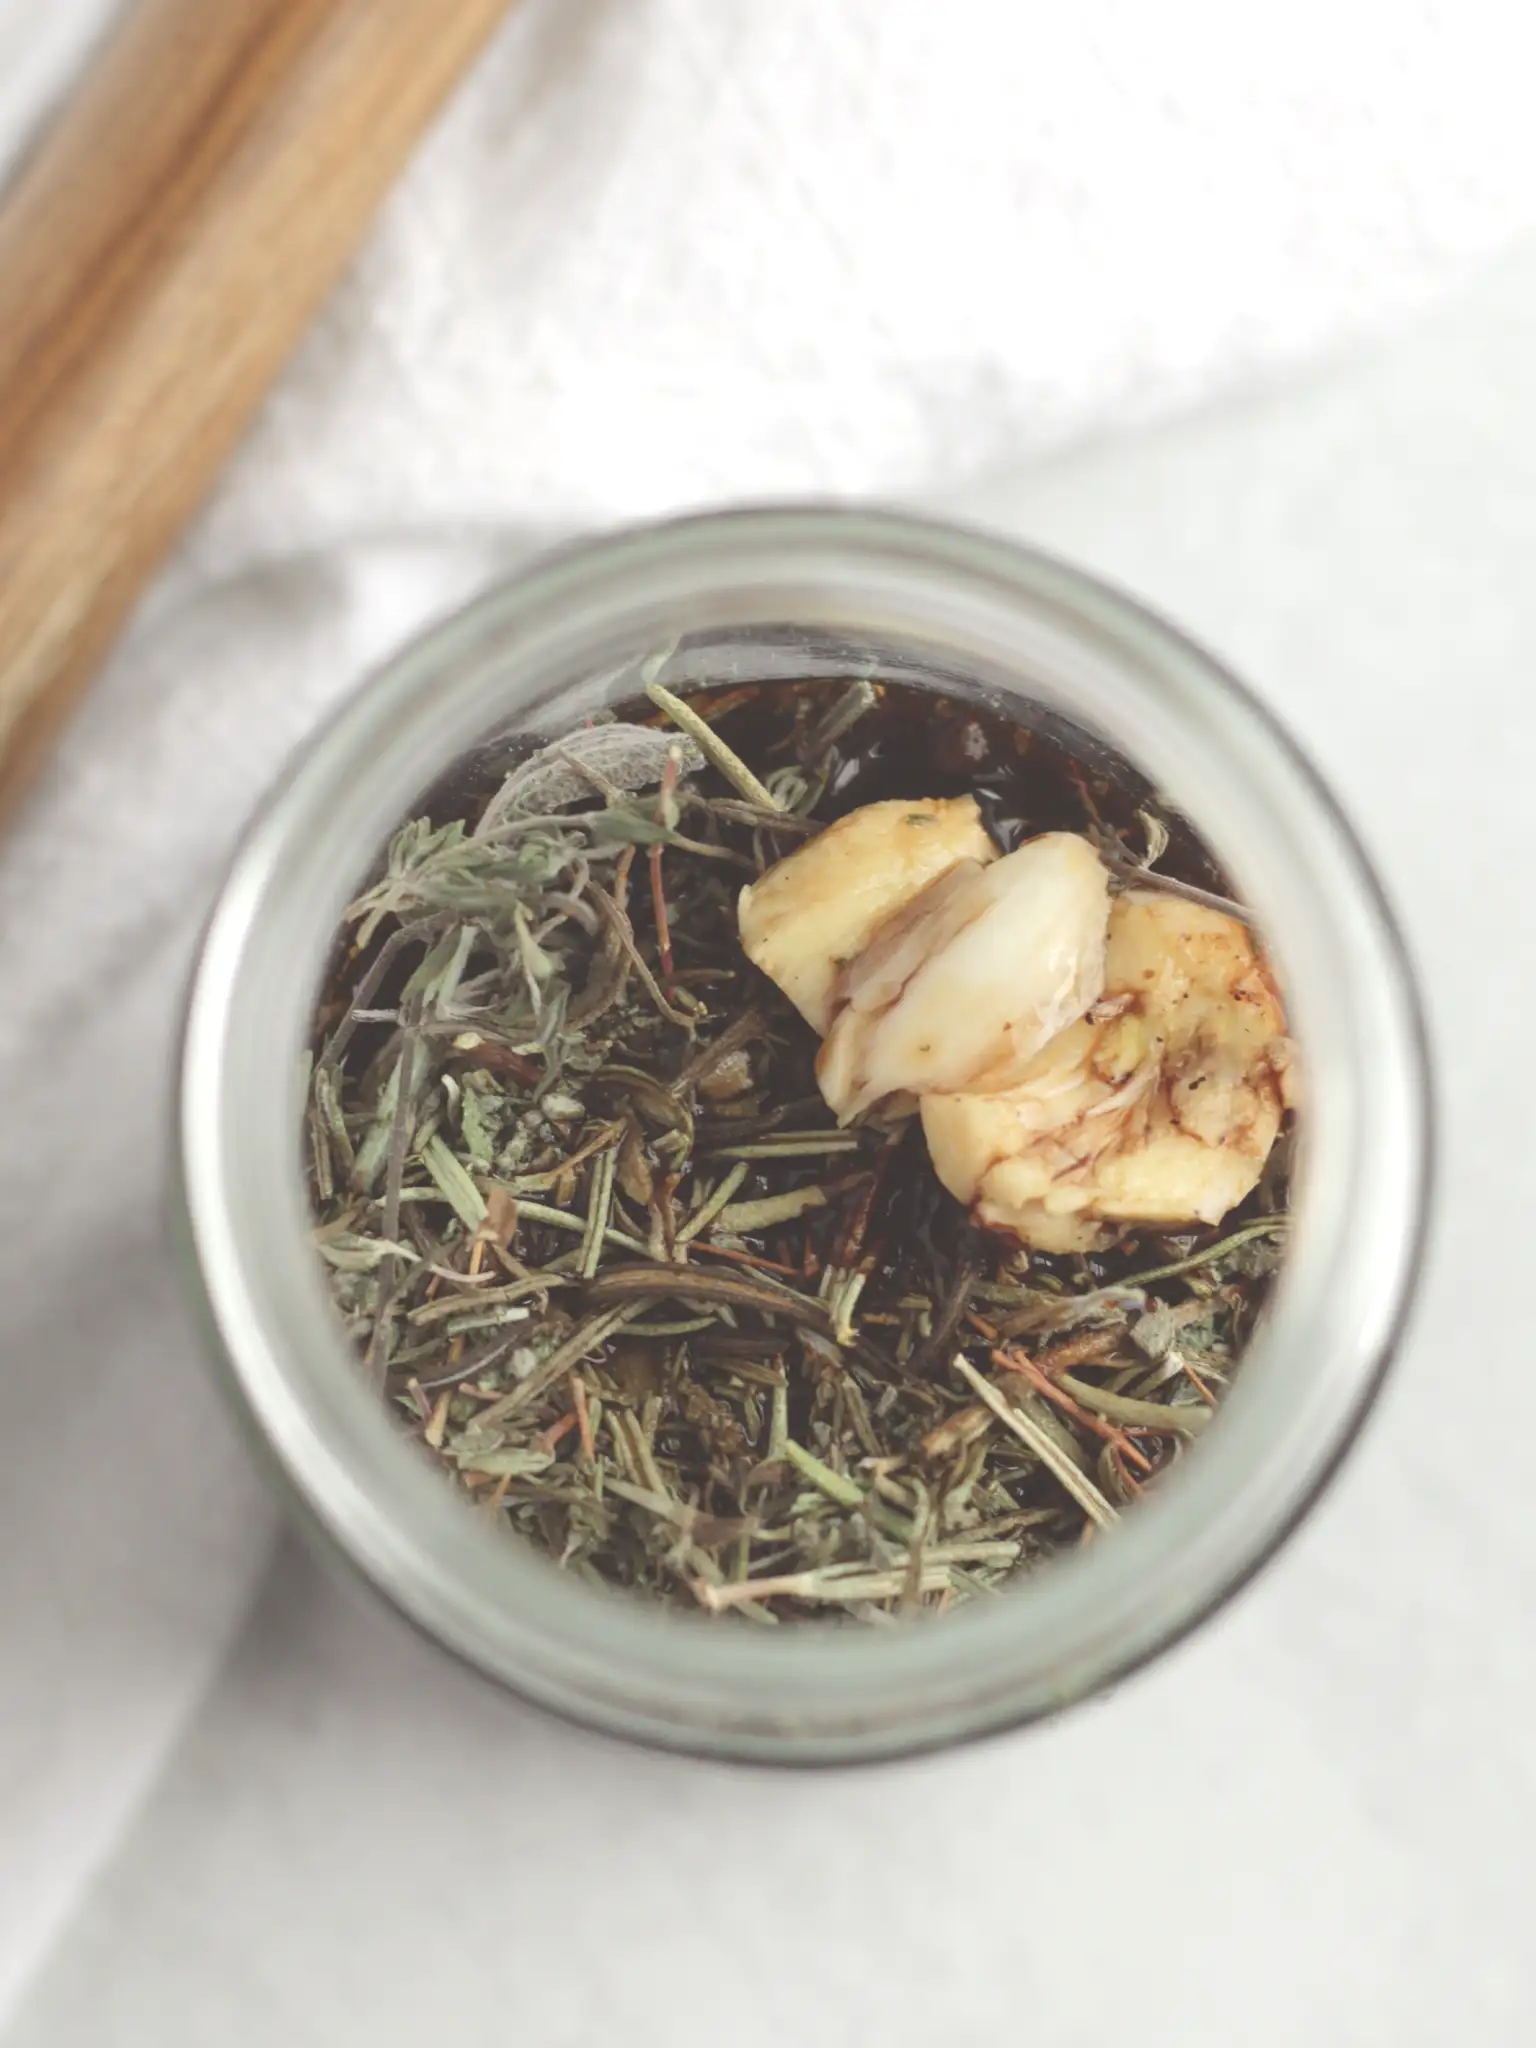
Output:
[
  {"xmin": 3, "ymin": 0, "xmax": 1536, "ymax": 2038},
  {"xmin": 185, "ymin": 0, "xmax": 1536, "ymax": 557}
]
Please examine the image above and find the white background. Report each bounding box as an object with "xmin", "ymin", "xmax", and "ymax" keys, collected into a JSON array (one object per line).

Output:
[{"xmin": 3, "ymin": 3, "xmax": 1536, "ymax": 2040}]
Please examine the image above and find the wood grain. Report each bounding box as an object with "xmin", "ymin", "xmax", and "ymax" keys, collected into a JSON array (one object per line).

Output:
[{"xmin": 0, "ymin": 0, "xmax": 515, "ymax": 822}]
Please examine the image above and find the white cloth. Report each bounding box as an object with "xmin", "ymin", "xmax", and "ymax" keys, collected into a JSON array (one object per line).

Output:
[{"xmin": 3, "ymin": 0, "xmax": 1535, "ymax": 2031}]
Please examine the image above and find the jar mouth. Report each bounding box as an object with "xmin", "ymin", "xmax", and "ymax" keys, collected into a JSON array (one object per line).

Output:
[{"xmin": 177, "ymin": 505, "xmax": 1432, "ymax": 1763}]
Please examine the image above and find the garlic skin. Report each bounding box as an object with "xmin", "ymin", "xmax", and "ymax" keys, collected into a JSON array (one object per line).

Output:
[
  {"xmin": 738, "ymin": 796, "xmax": 995, "ymax": 1034},
  {"xmin": 921, "ymin": 889, "xmax": 1291, "ymax": 1251},
  {"xmin": 816, "ymin": 832, "xmax": 1110, "ymax": 1122}
]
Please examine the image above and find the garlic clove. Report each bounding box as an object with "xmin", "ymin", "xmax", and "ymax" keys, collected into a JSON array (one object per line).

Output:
[
  {"xmin": 817, "ymin": 831, "xmax": 1110, "ymax": 1122},
  {"xmin": 920, "ymin": 888, "xmax": 1288, "ymax": 1249},
  {"xmin": 834, "ymin": 859, "xmax": 990, "ymax": 1018},
  {"xmin": 737, "ymin": 796, "xmax": 996, "ymax": 1035},
  {"xmin": 920, "ymin": 1018, "xmax": 1124, "ymax": 1205}
]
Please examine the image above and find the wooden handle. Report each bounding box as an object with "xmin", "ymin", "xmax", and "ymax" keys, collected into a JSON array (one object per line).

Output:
[{"xmin": 0, "ymin": 0, "xmax": 515, "ymax": 822}]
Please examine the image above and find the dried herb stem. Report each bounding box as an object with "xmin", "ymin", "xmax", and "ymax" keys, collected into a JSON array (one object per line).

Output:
[
  {"xmin": 674, "ymin": 1162, "xmax": 752, "ymax": 1246},
  {"xmin": 998, "ymin": 1350, "xmax": 1155, "ymax": 1472},
  {"xmin": 715, "ymin": 1186, "xmax": 828, "ymax": 1233},
  {"xmin": 703, "ymin": 1134, "xmax": 863, "ymax": 1160},
  {"xmin": 590, "ymin": 883, "xmax": 695, "ymax": 1029},
  {"xmin": 583, "ymin": 1263, "xmax": 834, "ymax": 1335},
  {"xmin": 475, "ymin": 1303, "xmax": 650, "ymax": 1429},
  {"xmin": 696, "ymin": 1564, "xmax": 952, "ymax": 1612},
  {"xmin": 953, "ymin": 1356, "xmax": 1119, "ymax": 1531},
  {"xmin": 491, "ymin": 1196, "xmax": 651, "ymax": 1258},
  {"xmin": 1102, "ymin": 854, "xmax": 1255, "ymax": 927},
  {"xmin": 1116, "ymin": 1217, "xmax": 1289, "ymax": 1288},
  {"xmin": 1054, "ymin": 1372, "xmax": 1213, "ymax": 1437},
  {"xmin": 781, "ymin": 1438, "xmax": 866, "ymax": 1509},
  {"xmin": 645, "ymin": 680, "xmax": 783, "ymax": 811},
  {"xmin": 577, "ymin": 1146, "xmax": 618, "ymax": 1278}
]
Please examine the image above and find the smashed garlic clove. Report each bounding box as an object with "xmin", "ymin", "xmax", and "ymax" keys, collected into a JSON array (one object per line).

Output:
[
  {"xmin": 920, "ymin": 888, "xmax": 1288, "ymax": 1250},
  {"xmin": 737, "ymin": 796, "xmax": 995, "ymax": 1034},
  {"xmin": 816, "ymin": 831, "xmax": 1110, "ymax": 1122}
]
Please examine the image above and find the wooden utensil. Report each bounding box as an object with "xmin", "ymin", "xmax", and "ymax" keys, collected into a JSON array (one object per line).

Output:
[{"xmin": 0, "ymin": 0, "xmax": 515, "ymax": 823}]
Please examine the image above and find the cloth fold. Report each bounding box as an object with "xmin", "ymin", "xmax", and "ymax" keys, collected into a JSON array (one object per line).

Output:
[{"xmin": 4, "ymin": 0, "xmax": 1535, "ymax": 2025}]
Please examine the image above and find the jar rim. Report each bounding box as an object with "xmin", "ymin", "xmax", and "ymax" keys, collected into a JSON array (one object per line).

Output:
[{"xmin": 177, "ymin": 504, "xmax": 1433, "ymax": 1762}]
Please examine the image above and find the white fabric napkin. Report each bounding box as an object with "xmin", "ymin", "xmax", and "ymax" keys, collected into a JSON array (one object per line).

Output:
[{"xmin": 3, "ymin": 0, "xmax": 1534, "ymax": 2024}]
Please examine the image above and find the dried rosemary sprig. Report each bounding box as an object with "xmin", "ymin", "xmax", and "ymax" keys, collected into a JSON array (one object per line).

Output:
[{"xmin": 306, "ymin": 681, "xmax": 1288, "ymax": 1624}]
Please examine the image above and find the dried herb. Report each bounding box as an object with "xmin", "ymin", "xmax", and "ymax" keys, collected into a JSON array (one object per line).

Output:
[{"xmin": 306, "ymin": 679, "xmax": 1289, "ymax": 1624}]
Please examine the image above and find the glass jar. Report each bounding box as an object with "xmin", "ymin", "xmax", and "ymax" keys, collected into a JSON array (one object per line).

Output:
[{"xmin": 177, "ymin": 506, "xmax": 1430, "ymax": 1763}]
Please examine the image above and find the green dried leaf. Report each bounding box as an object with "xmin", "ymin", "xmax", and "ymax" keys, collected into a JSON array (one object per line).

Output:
[{"xmin": 418, "ymin": 1133, "xmax": 487, "ymax": 1229}]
